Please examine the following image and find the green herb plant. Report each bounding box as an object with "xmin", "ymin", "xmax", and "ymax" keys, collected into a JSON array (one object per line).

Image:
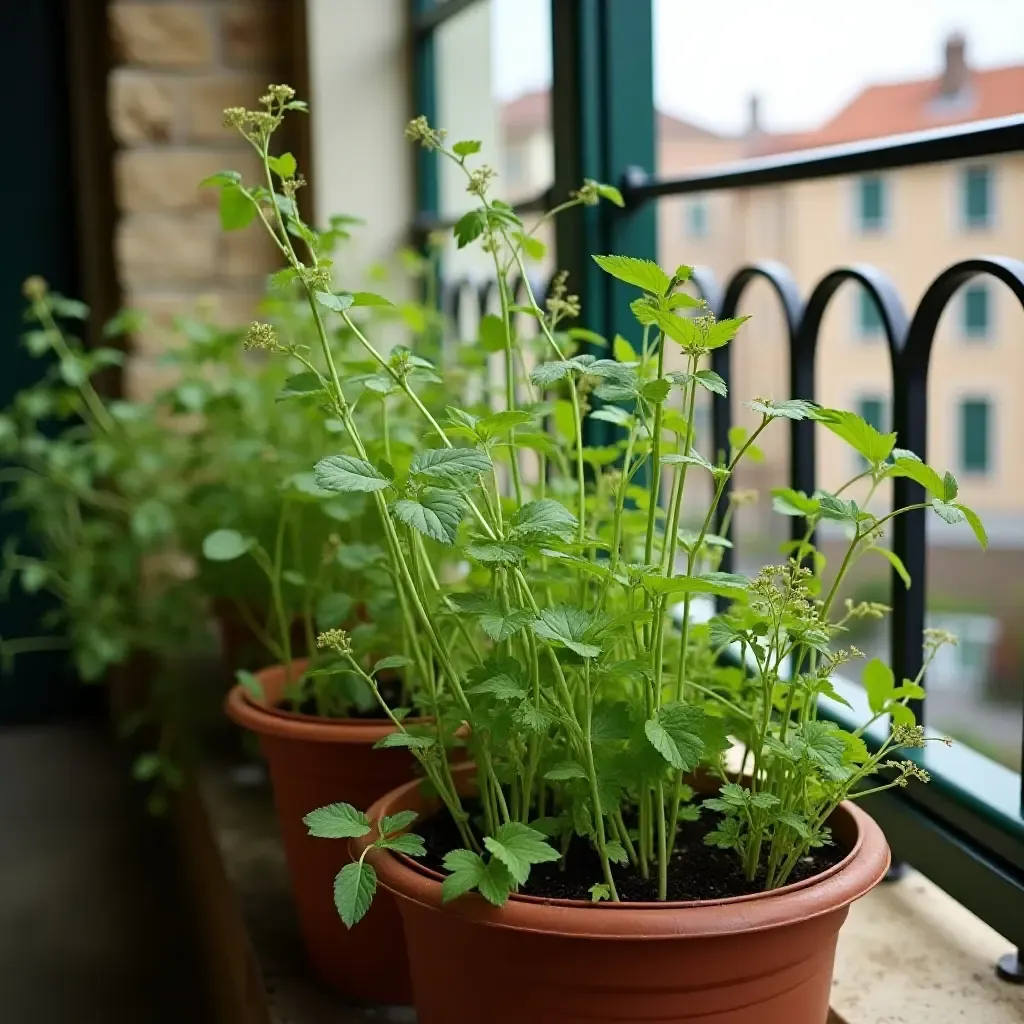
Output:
[{"xmin": 211, "ymin": 89, "xmax": 986, "ymax": 927}]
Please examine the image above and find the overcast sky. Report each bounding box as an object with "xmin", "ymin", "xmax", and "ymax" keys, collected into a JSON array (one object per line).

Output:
[{"xmin": 491, "ymin": 0, "xmax": 1024, "ymax": 133}]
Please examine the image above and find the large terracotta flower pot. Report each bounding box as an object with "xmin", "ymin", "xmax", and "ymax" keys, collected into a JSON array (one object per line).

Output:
[
  {"xmin": 225, "ymin": 660, "xmax": 418, "ymax": 1004},
  {"xmin": 359, "ymin": 773, "xmax": 890, "ymax": 1024}
]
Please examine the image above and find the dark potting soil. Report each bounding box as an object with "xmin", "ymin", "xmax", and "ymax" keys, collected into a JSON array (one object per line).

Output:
[
  {"xmin": 275, "ymin": 674, "xmax": 406, "ymax": 721},
  {"xmin": 415, "ymin": 799, "xmax": 849, "ymax": 903}
]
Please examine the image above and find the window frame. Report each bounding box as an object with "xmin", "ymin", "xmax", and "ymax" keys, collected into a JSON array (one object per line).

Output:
[
  {"xmin": 683, "ymin": 194, "xmax": 709, "ymax": 240},
  {"xmin": 961, "ymin": 280, "xmax": 993, "ymax": 342},
  {"xmin": 957, "ymin": 395, "xmax": 994, "ymax": 476},
  {"xmin": 852, "ymin": 172, "xmax": 889, "ymax": 235},
  {"xmin": 959, "ymin": 163, "xmax": 994, "ymax": 232}
]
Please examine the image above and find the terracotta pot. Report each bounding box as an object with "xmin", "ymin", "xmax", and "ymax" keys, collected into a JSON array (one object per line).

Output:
[
  {"xmin": 359, "ymin": 772, "xmax": 890, "ymax": 1024},
  {"xmin": 225, "ymin": 660, "xmax": 418, "ymax": 1004}
]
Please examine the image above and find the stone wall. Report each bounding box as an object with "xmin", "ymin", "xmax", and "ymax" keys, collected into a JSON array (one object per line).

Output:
[{"xmin": 108, "ymin": 1, "xmax": 293, "ymax": 398}]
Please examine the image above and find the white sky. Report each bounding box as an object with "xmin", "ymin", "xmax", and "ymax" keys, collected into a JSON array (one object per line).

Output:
[{"xmin": 491, "ymin": 0, "xmax": 1024, "ymax": 133}]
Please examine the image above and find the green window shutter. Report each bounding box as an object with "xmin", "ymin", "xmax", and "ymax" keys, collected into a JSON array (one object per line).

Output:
[
  {"xmin": 858, "ymin": 289, "xmax": 883, "ymax": 335},
  {"xmin": 685, "ymin": 197, "xmax": 708, "ymax": 239},
  {"xmin": 960, "ymin": 399, "xmax": 991, "ymax": 473},
  {"xmin": 858, "ymin": 175, "xmax": 885, "ymax": 231},
  {"xmin": 963, "ymin": 283, "xmax": 990, "ymax": 337},
  {"xmin": 857, "ymin": 396, "xmax": 886, "ymax": 432},
  {"xmin": 963, "ymin": 167, "xmax": 991, "ymax": 228}
]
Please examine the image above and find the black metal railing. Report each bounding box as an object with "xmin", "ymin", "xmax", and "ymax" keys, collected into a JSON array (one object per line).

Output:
[
  {"xmin": 619, "ymin": 115, "xmax": 1024, "ymax": 981},
  {"xmin": 435, "ymin": 114, "xmax": 1024, "ymax": 979}
]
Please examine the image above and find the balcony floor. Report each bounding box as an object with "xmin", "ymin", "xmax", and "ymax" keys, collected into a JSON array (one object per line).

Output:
[{"xmin": 0, "ymin": 718, "xmax": 208, "ymax": 1024}]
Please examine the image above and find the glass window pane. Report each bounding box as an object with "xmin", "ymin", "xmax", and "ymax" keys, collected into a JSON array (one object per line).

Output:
[
  {"xmin": 857, "ymin": 396, "xmax": 886, "ymax": 431},
  {"xmin": 963, "ymin": 283, "xmax": 990, "ymax": 336},
  {"xmin": 858, "ymin": 289, "xmax": 883, "ymax": 335},
  {"xmin": 963, "ymin": 166, "xmax": 991, "ymax": 228},
  {"xmin": 858, "ymin": 176, "xmax": 885, "ymax": 231},
  {"xmin": 960, "ymin": 399, "xmax": 991, "ymax": 473}
]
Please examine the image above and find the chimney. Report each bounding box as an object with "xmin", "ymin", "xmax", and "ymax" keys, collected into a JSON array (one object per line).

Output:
[
  {"xmin": 940, "ymin": 32, "xmax": 968, "ymax": 97},
  {"xmin": 747, "ymin": 94, "xmax": 762, "ymax": 136}
]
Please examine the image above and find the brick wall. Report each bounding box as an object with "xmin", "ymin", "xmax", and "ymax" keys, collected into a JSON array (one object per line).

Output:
[{"xmin": 108, "ymin": 1, "xmax": 293, "ymax": 398}]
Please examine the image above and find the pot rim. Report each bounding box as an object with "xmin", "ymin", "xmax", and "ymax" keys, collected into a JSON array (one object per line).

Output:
[
  {"xmin": 359, "ymin": 772, "xmax": 890, "ymax": 940},
  {"xmin": 224, "ymin": 659, "xmax": 418, "ymax": 744}
]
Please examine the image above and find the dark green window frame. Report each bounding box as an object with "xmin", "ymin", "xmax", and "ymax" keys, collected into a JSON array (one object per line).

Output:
[
  {"xmin": 963, "ymin": 282, "xmax": 991, "ymax": 339},
  {"xmin": 857, "ymin": 288, "xmax": 884, "ymax": 338},
  {"xmin": 962, "ymin": 165, "xmax": 992, "ymax": 230},
  {"xmin": 959, "ymin": 398, "xmax": 992, "ymax": 474},
  {"xmin": 856, "ymin": 174, "xmax": 886, "ymax": 233}
]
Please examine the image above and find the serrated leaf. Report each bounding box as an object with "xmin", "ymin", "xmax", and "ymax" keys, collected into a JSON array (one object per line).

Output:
[
  {"xmin": 642, "ymin": 571, "xmax": 748, "ymax": 598},
  {"xmin": 509, "ymin": 499, "xmax": 578, "ymax": 541},
  {"xmin": 544, "ymin": 761, "xmax": 587, "ymax": 781},
  {"xmin": 595, "ymin": 182, "xmax": 625, "ymax": 207},
  {"xmin": 202, "ymin": 528, "xmax": 253, "ymax": 561},
  {"xmin": 465, "ymin": 542, "xmax": 524, "ymax": 566},
  {"xmin": 315, "ymin": 454, "xmax": 390, "ymax": 493},
  {"xmin": 377, "ymin": 832, "xmax": 426, "ymax": 856},
  {"xmin": 660, "ymin": 450, "xmax": 715, "ymax": 473},
  {"xmin": 315, "ymin": 291, "xmax": 355, "ymax": 313},
  {"xmin": 478, "ymin": 610, "xmax": 535, "ymax": 644},
  {"xmin": 378, "ymin": 810, "xmax": 418, "ymax": 836},
  {"xmin": 334, "ymin": 860, "xmax": 376, "ymax": 927},
  {"xmin": 942, "ymin": 471, "xmax": 959, "ymax": 502},
  {"xmin": 932, "ymin": 499, "xmax": 965, "ymax": 525},
  {"xmin": 351, "ymin": 291, "xmax": 394, "ymax": 307},
  {"xmin": 954, "ymin": 503, "xmax": 987, "ymax": 550},
  {"xmin": 467, "ymin": 673, "xmax": 527, "ymax": 701},
  {"xmin": 278, "ymin": 371, "xmax": 323, "ymax": 399},
  {"xmin": 410, "ymin": 447, "xmax": 492, "ymax": 482},
  {"xmin": 477, "ymin": 409, "xmax": 533, "ymax": 437},
  {"xmin": 477, "ymin": 858, "xmax": 515, "ymax": 906},
  {"xmin": 704, "ymin": 316, "xmax": 751, "ymax": 349},
  {"xmin": 392, "ymin": 488, "xmax": 465, "ymax": 544},
  {"xmin": 268, "ymin": 151, "xmax": 297, "ymax": 178},
  {"xmin": 771, "ymin": 488, "xmax": 821, "ymax": 518},
  {"xmin": 483, "ymin": 822, "xmax": 561, "ymax": 884},
  {"xmin": 642, "ymin": 378, "xmax": 671, "ymax": 403},
  {"xmin": 748, "ymin": 398, "xmax": 820, "ymax": 421},
  {"xmin": 304, "ymin": 803, "xmax": 372, "ymax": 839},
  {"xmin": 453, "ymin": 139, "xmax": 482, "ymax": 156},
  {"xmin": 694, "ymin": 369, "xmax": 728, "ymax": 396},
  {"xmin": 887, "ymin": 457, "xmax": 945, "ymax": 497},
  {"xmin": 818, "ymin": 493, "xmax": 860, "ymax": 523},
  {"xmin": 531, "ymin": 606, "xmax": 601, "ymax": 658},
  {"xmin": 590, "ymin": 882, "xmax": 612, "ymax": 902},
  {"xmin": 593, "ymin": 255, "xmax": 671, "ymax": 296},
  {"xmin": 373, "ymin": 732, "xmax": 435, "ymax": 750},
  {"xmin": 645, "ymin": 702, "xmax": 722, "ymax": 772},
  {"xmin": 590, "ymin": 406, "xmax": 634, "ymax": 428},
  {"xmin": 453, "ymin": 209, "xmax": 486, "ymax": 248},
  {"xmin": 819, "ymin": 408, "xmax": 896, "ymax": 465},
  {"xmin": 604, "ymin": 840, "xmax": 629, "ymax": 865},
  {"xmin": 441, "ymin": 848, "xmax": 487, "ymax": 902},
  {"xmin": 373, "ymin": 655, "xmax": 412, "ymax": 674}
]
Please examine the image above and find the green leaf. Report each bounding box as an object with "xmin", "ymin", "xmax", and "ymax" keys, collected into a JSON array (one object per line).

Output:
[
  {"xmin": 870, "ymin": 546, "xmax": 911, "ymax": 590},
  {"xmin": 771, "ymin": 488, "xmax": 821, "ymax": 518},
  {"xmin": 704, "ymin": 316, "xmax": 751, "ymax": 349},
  {"xmin": 863, "ymin": 658, "xmax": 895, "ymax": 714},
  {"xmin": 693, "ymin": 369, "xmax": 728, "ymax": 396},
  {"xmin": 955, "ymin": 503, "xmax": 987, "ymax": 550},
  {"xmin": 379, "ymin": 809, "xmax": 418, "ymax": 836},
  {"xmin": 373, "ymin": 732, "xmax": 435, "ymax": 750},
  {"xmin": 932, "ymin": 499, "xmax": 965, "ymax": 525},
  {"xmin": 316, "ymin": 592, "xmax": 354, "ymax": 630},
  {"xmin": 304, "ymin": 802, "xmax": 372, "ymax": 839},
  {"xmin": 466, "ymin": 672, "xmax": 527, "ymax": 701},
  {"xmin": 453, "ymin": 139, "xmax": 482, "ymax": 157},
  {"xmin": 531, "ymin": 606, "xmax": 601, "ymax": 658},
  {"xmin": 592, "ymin": 255, "xmax": 671, "ymax": 296},
  {"xmin": 410, "ymin": 447, "xmax": 492, "ymax": 482},
  {"xmin": 59, "ymin": 357, "xmax": 87, "ymax": 386},
  {"xmin": 479, "ymin": 314, "xmax": 507, "ymax": 353},
  {"xmin": 477, "ymin": 409, "xmax": 534, "ymax": 437},
  {"xmin": 516, "ymin": 233, "xmax": 546, "ymax": 261},
  {"xmin": 544, "ymin": 761, "xmax": 587, "ymax": 781},
  {"xmin": 594, "ymin": 182, "xmax": 625, "ymax": 207},
  {"xmin": 530, "ymin": 358, "xmax": 584, "ymax": 386},
  {"xmin": 478, "ymin": 610, "xmax": 535, "ymax": 644},
  {"xmin": 483, "ymin": 822, "xmax": 561, "ymax": 885},
  {"xmin": 392, "ymin": 489, "xmax": 466, "ymax": 544},
  {"xmin": 660, "ymin": 450, "xmax": 716, "ymax": 474},
  {"xmin": 219, "ymin": 186, "xmax": 256, "ymax": 231},
  {"xmin": 314, "ymin": 455, "xmax": 390, "ymax": 493},
  {"xmin": 642, "ymin": 571, "xmax": 748, "ymax": 598},
  {"xmin": 334, "ymin": 860, "xmax": 376, "ymax": 927},
  {"xmin": 465, "ymin": 542, "xmax": 524, "ymax": 566},
  {"xmin": 453, "ymin": 209, "xmax": 486, "ymax": 248},
  {"xmin": 748, "ymin": 398, "xmax": 820, "ymax": 421},
  {"xmin": 645, "ymin": 702, "xmax": 721, "ymax": 772},
  {"xmin": 202, "ymin": 528, "xmax": 253, "ymax": 561},
  {"xmin": 509, "ymin": 499, "xmax": 578, "ymax": 542},
  {"xmin": 278, "ymin": 371, "xmax": 323, "ymax": 399},
  {"xmin": 590, "ymin": 406, "xmax": 633, "ymax": 428},
  {"xmin": 818, "ymin": 493, "xmax": 861, "ymax": 523},
  {"xmin": 819, "ymin": 408, "xmax": 896, "ymax": 465},
  {"xmin": 351, "ymin": 291, "xmax": 394, "ymax": 307},
  {"xmin": 797, "ymin": 721, "xmax": 849, "ymax": 782},
  {"xmin": 199, "ymin": 169, "xmax": 242, "ymax": 189},
  {"xmin": 268, "ymin": 151, "xmax": 297, "ymax": 178},
  {"xmin": 589, "ymin": 882, "xmax": 612, "ymax": 902},
  {"xmin": 942, "ymin": 471, "xmax": 959, "ymax": 502},
  {"xmin": 887, "ymin": 457, "xmax": 945, "ymax": 498},
  {"xmin": 315, "ymin": 291, "xmax": 355, "ymax": 313},
  {"xmin": 235, "ymin": 669, "xmax": 264, "ymax": 701},
  {"xmin": 377, "ymin": 832, "xmax": 426, "ymax": 856},
  {"xmin": 373, "ymin": 655, "xmax": 412, "ymax": 674},
  {"xmin": 641, "ymin": 378, "xmax": 671, "ymax": 403},
  {"xmin": 613, "ymin": 334, "xmax": 638, "ymax": 363},
  {"xmin": 131, "ymin": 499, "xmax": 173, "ymax": 541},
  {"xmin": 441, "ymin": 849, "xmax": 487, "ymax": 902}
]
